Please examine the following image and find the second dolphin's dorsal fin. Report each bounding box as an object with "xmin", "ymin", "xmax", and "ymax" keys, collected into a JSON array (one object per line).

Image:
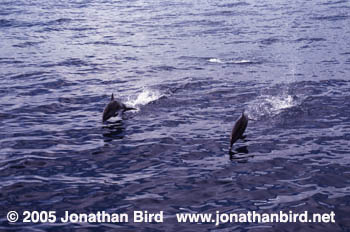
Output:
[{"xmin": 111, "ymin": 93, "xmax": 114, "ymax": 101}]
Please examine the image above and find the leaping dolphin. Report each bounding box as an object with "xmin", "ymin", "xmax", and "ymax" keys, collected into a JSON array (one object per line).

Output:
[
  {"xmin": 229, "ymin": 111, "xmax": 248, "ymax": 152},
  {"xmin": 102, "ymin": 94, "xmax": 136, "ymax": 122}
]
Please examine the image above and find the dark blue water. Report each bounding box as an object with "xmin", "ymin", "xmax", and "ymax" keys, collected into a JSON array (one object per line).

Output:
[{"xmin": 1, "ymin": 0, "xmax": 350, "ymax": 231}]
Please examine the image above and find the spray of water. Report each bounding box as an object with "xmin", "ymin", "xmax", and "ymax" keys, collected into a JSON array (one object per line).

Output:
[
  {"xmin": 126, "ymin": 88, "xmax": 164, "ymax": 110},
  {"xmin": 247, "ymin": 94, "xmax": 298, "ymax": 120}
]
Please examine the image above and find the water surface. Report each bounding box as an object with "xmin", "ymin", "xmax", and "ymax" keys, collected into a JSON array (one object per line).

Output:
[{"xmin": 0, "ymin": 0, "xmax": 350, "ymax": 231}]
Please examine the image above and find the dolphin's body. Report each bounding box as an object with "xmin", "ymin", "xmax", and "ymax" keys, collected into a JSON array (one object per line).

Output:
[
  {"xmin": 229, "ymin": 111, "xmax": 248, "ymax": 151},
  {"xmin": 102, "ymin": 94, "xmax": 136, "ymax": 122}
]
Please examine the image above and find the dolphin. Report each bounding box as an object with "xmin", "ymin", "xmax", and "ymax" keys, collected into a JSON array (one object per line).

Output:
[
  {"xmin": 102, "ymin": 94, "xmax": 136, "ymax": 122},
  {"xmin": 229, "ymin": 111, "xmax": 248, "ymax": 152}
]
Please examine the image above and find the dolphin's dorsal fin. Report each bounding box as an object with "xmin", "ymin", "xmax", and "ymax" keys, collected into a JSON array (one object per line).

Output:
[{"xmin": 111, "ymin": 93, "xmax": 114, "ymax": 101}]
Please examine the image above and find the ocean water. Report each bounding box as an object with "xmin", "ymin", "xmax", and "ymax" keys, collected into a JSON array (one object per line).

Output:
[{"xmin": 0, "ymin": 0, "xmax": 350, "ymax": 231}]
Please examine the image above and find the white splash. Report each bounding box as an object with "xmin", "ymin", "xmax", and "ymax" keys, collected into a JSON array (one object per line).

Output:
[
  {"xmin": 247, "ymin": 94, "xmax": 297, "ymax": 119},
  {"xmin": 209, "ymin": 58, "xmax": 252, "ymax": 64},
  {"xmin": 228, "ymin": 59, "xmax": 251, "ymax": 64},
  {"xmin": 266, "ymin": 95, "xmax": 295, "ymax": 112},
  {"xmin": 209, "ymin": 58, "xmax": 223, "ymax": 63},
  {"xmin": 126, "ymin": 88, "xmax": 163, "ymax": 109}
]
